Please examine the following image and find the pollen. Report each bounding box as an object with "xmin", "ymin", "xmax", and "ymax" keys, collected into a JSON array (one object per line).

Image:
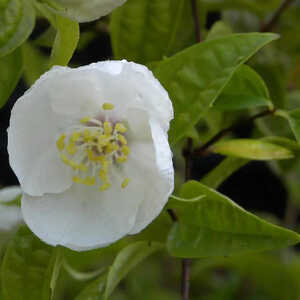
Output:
[
  {"xmin": 121, "ymin": 145, "xmax": 130, "ymax": 156},
  {"xmin": 99, "ymin": 183, "xmax": 111, "ymax": 191},
  {"xmin": 116, "ymin": 155, "xmax": 127, "ymax": 164},
  {"xmin": 104, "ymin": 121, "xmax": 112, "ymax": 136},
  {"xmin": 115, "ymin": 122, "xmax": 127, "ymax": 133},
  {"xmin": 118, "ymin": 134, "xmax": 127, "ymax": 145},
  {"xmin": 102, "ymin": 102, "xmax": 115, "ymax": 110},
  {"xmin": 66, "ymin": 142, "xmax": 77, "ymax": 155},
  {"xmin": 57, "ymin": 111, "xmax": 131, "ymax": 192},
  {"xmin": 121, "ymin": 178, "xmax": 130, "ymax": 189},
  {"xmin": 80, "ymin": 117, "xmax": 91, "ymax": 124},
  {"xmin": 56, "ymin": 134, "xmax": 66, "ymax": 151}
]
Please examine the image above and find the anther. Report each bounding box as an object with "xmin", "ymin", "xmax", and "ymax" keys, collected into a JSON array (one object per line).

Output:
[{"xmin": 102, "ymin": 102, "xmax": 115, "ymax": 110}]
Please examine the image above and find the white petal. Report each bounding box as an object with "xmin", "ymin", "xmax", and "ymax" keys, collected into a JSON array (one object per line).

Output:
[
  {"xmin": 126, "ymin": 120, "xmax": 174, "ymax": 234},
  {"xmin": 52, "ymin": 0, "xmax": 127, "ymax": 22},
  {"xmin": 79, "ymin": 61, "xmax": 174, "ymax": 131},
  {"xmin": 0, "ymin": 205, "xmax": 23, "ymax": 231},
  {"xmin": 7, "ymin": 69, "xmax": 75, "ymax": 196},
  {"xmin": 7, "ymin": 66, "xmax": 109, "ymax": 196},
  {"xmin": 0, "ymin": 186, "xmax": 22, "ymax": 203},
  {"xmin": 21, "ymin": 176, "xmax": 144, "ymax": 251}
]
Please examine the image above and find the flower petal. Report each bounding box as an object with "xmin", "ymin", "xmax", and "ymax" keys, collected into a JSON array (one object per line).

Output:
[
  {"xmin": 78, "ymin": 61, "xmax": 174, "ymax": 130},
  {"xmin": 21, "ymin": 175, "xmax": 144, "ymax": 251},
  {"xmin": 7, "ymin": 66, "xmax": 108, "ymax": 196},
  {"xmin": 52, "ymin": 0, "xmax": 127, "ymax": 22},
  {"xmin": 7, "ymin": 69, "xmax": 75, "ymax": 196},
  {"xmin": 125, "ymin": 120, "xmax": 174, "ymax": 234}
]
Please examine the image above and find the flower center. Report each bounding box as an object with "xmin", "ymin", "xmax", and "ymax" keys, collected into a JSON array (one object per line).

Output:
[{"xmin": 56, "ymin": 103, "xmax": 130, "ymax": 191}]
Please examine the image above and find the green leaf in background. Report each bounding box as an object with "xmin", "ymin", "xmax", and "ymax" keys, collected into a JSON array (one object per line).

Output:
[
  {"xmin": 49, "ymin": 15, "xmax": 79, "ymax": 67},
  {"xmin": 0, "ymin": 0, "xmax": 35, "ymax": 57},
  {"xmin": 206, "ymin": 20, "xmax": 232, "ymax": 41},
  {"xmin": 35, "ymin": 3, "xmax": 79, "ymax": 67},
  {"xmin": 154, "ymin": 33, "xmax": 279, "ymax": 145},
  {"xmin": 0, "ymin": 48, "xmax": 22, "ymax": 109},
  {"xmin": 201, "ymin": 157, "xmax": 249, "ymax": 189},
  {"xmin": 213, "ymin": 64, "xmax": 273, "ymax": 111},
  {"xmin": 277, "ymin": 109, "xmax": 300, "ymax": 143},
  {"xmin": 262, "ymin": 136, "xmax": 300, "ymax": 153},
  {"xmin": 75, "ymin": 274, "xmax": 106, "ymax": 300},
  {"xmin": 212, "ymin": 139, "xmax": 294, "ymax": 160},
  {"xmin": 1, "ymin": 226, "xmax": 61, "ymax": 300},
  {"xmin": 104, "ymin": 241, "xmax": 164, "ymax": 300},
  {"xmin": 167, "ymin": 181, "xmax": 300, "ymax": 258},
  {"xmin": 22, "ymin": 42, "xmax": 48, "ymax": 86},
  {"xmin": 202, "ymin": 0, "xmax": 281, "ymax": 17},
  {"xmin": 110, "ymin": 0, "xmax": 184, "ymax": 64}
]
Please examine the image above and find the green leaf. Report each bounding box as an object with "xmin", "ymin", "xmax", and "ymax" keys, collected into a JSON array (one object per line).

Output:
[
  {"xmin": 212, "ymin": 139, "xmax": 294, "ymax": 160},
  {"xmin": 201, "ymin": 157, "xmax": 249, "ymax": 189},
  {"xmin": 75, "ymin": 274, "xmax": 106, "ymax": 300},
  {"xmin": 202, "ymin": 0, "xmax": 281, "ymax": 17},
  {"xmin": 35, "ymin": 3, "xmax": 79, "ymax": 67},
  {"xmin": 277, "ymin": 109, "xmax": 300, "ymax": 143},
  {"xmin": 214, "ymin": 64, "xmax": 273, "ymax": 111},
  {"xmin": 22, "ymin": 42, "xmax": 48, "ymax": 86},
  {"xmin": 206, "ymin": 21, "xmax": 232, "ymax": 40},
  {"xmin": 170, "ymin": 194, "xmax": 206, "ymax": 203},
  {"xmin": 154, "ymin": 33, "xmax": 279, "ymax": 145},
  {"xmin": 1, "ymin": 226, "xmax": 61, "ymax": 300},
  {"xmin": 0, "ymin": 48, "xmax": 22, "ymax": 109},
  {"xmin": 0, "ymin": 0, "xmax": 35, "ymax": 57},
  {"xmin": 48, "ymin": 247, "xmax": 64, "ymax": 299},
  {"xmin": 104, "ymin": 241, "xmax": 164, "ymax": 300},
  {"xmin": 49, "ymin": 15, "xmax": 79, "ymax": 67},
  {"xmin": 167, "ymin": 181, "xmax": 300, "ymax": 258},
  {"xmin": 110, "ymin": 0, "xmax": 185, "ymax": 63},
  {"xmin": 262, "ymin": 136, "xmax": 300, "ymax": 153}
]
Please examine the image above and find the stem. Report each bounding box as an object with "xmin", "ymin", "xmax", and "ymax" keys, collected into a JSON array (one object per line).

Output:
[
  {"xmin": 193, "ymin": 109, "xmax": 276, "ymax": 156},
  {"xmin": 191, "ymin": 0, "xmax": 202, "ymax": 42},
  {"xmin": 178, "ymin": 2, "xmax": 202, "ymax": 299},
  {"xmin": 181, "ymin": 259, "xmax": 191, "ymax": 300},
  {"xmin": 261, "ymin": 0, "xmax": 295, "ymax": 32},
  {"xmin": 181, "ymin": 138, "xmax": 193, "ymax": 300}
]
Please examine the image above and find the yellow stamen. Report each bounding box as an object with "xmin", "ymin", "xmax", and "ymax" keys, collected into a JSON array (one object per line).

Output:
[
  {"xmin": 99, "ymin": 183, "xmax": 111, "ymax": 191},
  {"xmin": 115, "ymin": 122, "xmax": 127, "ymax": 133},
  {"xmin": 106, "ymin": 142, "xmax": 119, "ymax": 154},
  {"xmin": 121, "ymin": 178, "xmax": 130, "ymax": 189},
  {"xmin": 83, "ymin": 129, "xmax": 91, "ymax": 142},
  {"xmin": 97, "ymin": 134, "xmax": 108, "ymax": 147},
  {"xmin": 121, "ymin": 145, "xmax": 130, "ymax": 156},
  {"xmin": 116, "ymin": 155, "xmax": 127, "ymax": 164},
  {"xmin": 118, "ymin": 134, "xmax": 127, "ymax": 145},
  {"xmin": 104, "ymin": 121, "xmax": 112, "ymax": 136},
  {"xmin": 72, "ymin": 176, "xmax": 81, "ymax": 183},
  {"xmin": 99, "ymin": 169, "xmax": 108, "ymax": 182},
  {"xmin": 56, "ymin": 134, "xmax": 66, "ymax": 151},
  {"xmin": 80, "ymin": 117, "xmax": 91, "ymax": 124},
  {"xmin": 71, "ymin": 131, "xmax": 81, "ymax": 142},
  {"xmin": 84, "ymin": 176, "xmax": 96, "ymax": 186},
  {"xmin": 102, "ymin": 102, "xmax": 115, "ymax": 110},
  {"xmin": 79, "ymin": 163, "xmax": 88, "ymax": 172},
  {"xmin": 66, "ymin": 142, "xmax": 77, "ymax": 155}
]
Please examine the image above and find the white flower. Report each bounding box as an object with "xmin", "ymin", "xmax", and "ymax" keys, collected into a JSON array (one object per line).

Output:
[
  {"xmin": 0, "ymin": 186, "xmax": 23, "ymax": 231},
  {"xmin": 51, "ymin": 0, "xmax": 127, "ymax": 22},
  {"xmin": 8, "ymin": 60, "xmax": 174, "ymax": 251}
]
